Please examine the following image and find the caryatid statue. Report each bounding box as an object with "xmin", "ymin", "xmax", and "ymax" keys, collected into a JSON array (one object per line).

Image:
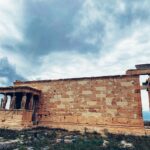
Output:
[
  {"xmin": 0, "ymin": 98, "xmax": 3, "ymax": 109},
  {"xmin": 29, "ymin": 95, "xmax": 34, "ymax": 110},
  {"xmin": 21, "ymin": 94, "xmax": 27, "ymax": 109},
  {"xmin": 2, "ymin": 94, "xmax": 7, "ymax": 109},
  {"xmin": 10, "ymin": 95, "xmax": 16, "ymax": 110},
  {"xmin": 148, "ymin": 76, "xmax": 150, "ymax": 110}
]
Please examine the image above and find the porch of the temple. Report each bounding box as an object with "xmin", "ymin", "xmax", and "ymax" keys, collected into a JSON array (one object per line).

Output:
[{"xmin": 0, "ymin": 86, "xmax": 41, "ymax": 129}]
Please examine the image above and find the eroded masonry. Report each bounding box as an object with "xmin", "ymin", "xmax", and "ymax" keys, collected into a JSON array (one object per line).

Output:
[{"xmin": 0, "ymin": 64, "xmax": 150, "ymax": 135}]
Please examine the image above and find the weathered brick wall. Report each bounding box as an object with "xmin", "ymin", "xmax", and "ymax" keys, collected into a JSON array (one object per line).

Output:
[{"xmin": 14, "ymin": 75, "xmax": 145, "ymax": 134}]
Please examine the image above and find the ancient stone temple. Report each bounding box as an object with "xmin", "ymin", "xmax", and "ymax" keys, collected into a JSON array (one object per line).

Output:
[
  {"xmin": 0, "ymin": 87, "xmax": 41, "ymax": 128},
  {"xmin": 0, "ymin": 64, "xmax": 150, "ymax": 135}
]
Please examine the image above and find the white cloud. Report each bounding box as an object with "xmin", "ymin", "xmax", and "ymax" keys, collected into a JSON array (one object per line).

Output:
[
  {"xmin": 0, "ymin": 0, "xmax": 24, "ymax": 42},
  {"xmin": 0, "ymin": 0, "xmax": 29, "ymax": 77},
  {"xmin": 0, "ymin": 77, "xmax": 8, "ymax": 86},
  {"xmin": 35, "ymin": 24, "xmax": 150, "ymax": 81},
  {"xmin": 0, "ymin": 48, "xmax": 32, "ymax": 80},
  {"xmin": 99, "ymin": 25, "xmax": 150, "ymax": 67}
]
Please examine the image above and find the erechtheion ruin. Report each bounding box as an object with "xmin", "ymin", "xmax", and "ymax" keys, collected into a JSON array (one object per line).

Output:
[{"xmin": 0, "ymin": 64, "xmax": 150, "ymax": 135}]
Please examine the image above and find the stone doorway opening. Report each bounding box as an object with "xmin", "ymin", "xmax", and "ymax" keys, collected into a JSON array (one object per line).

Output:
[{"xmin": 140, "ymin": 75, "xmax": 150, "ymax": 122}]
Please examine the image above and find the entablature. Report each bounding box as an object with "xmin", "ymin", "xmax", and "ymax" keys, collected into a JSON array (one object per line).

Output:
[{"xmin": 0, "ymin": 86, "xmax": 41, "ymax": 96}]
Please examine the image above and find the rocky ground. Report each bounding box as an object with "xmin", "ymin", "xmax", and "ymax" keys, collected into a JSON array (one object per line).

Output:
[{"xmin": 0, "ymin": 127, "xmax": 150, "ymax": 150}]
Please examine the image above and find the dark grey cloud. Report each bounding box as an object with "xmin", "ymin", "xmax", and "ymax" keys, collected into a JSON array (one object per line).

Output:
[
  {"xmin": 15, "ymin": 0, "xmax": 104, "ymax": 59},
  {"xmin": 0, "ymin": 57, "xmax": 24, "ymax": 86},
  {"xmin": 93, "ymin": 0, "xmax": 150, "ymax": 30},
  {"xmin": 116, "ymin": 0, "xmax": 150, "ymax": 29},
  {"xmin": 20, "ymin": 1, "xmax": 88, "ymax": 54},
  {"xmin": 21, "ymin": 0, "xmax": 150, "ymax": 56}
]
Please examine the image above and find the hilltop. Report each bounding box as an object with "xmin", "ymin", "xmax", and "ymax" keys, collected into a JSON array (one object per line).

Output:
[{"xmin": 0, "ymin": 127, "xmax": 150, "ymax": 150}]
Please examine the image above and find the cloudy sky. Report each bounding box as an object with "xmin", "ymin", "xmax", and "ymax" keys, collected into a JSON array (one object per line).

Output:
[
  {"xmin": 0, "ymin": 0, "xmax": 150, "ymax": 112},
  {"xmin": 0, "ymin": 0, "xmax": 150, "ymax": 84}
]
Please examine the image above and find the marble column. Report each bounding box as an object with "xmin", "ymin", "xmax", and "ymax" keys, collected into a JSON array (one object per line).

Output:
[{"xmin": 21, "ymin": 93, "xmax": 27, "ymax": 109}]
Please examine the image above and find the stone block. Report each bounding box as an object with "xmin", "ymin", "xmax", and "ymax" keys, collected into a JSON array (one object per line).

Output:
[
  {"xmin": 43, "ymin": 86, "xmax": 50, "ymax": 92},
  {"xmin": 87, "ymin": 116, "xmax": 97, "ymax": 125},
  {"xmin": 121, "ymin": 82, "xmax": 133, "ymax": 87},
  {"xmin": 96, "ymin": 94, "xmax": 106, "ymax": 98},
  {"xmin": 78, "ymin": 80, "xmax": 88, "ymax": 85},
  {"xmin": 64, "ymin": 116, "xmax": 78, "ymax": 123},
  {"xmin": 87, "ymin": 101, "xmax": 97, "ymax": 106},
  {"xmin": 66, "ymin": 91, "xmax": 73, "ymax": 95},
  {"xmin": 57, "ymin": 104, "xmax": 66, "ymax": 109},
  {"xmin": 95, "ymin": 87, "xmax": 106, "ymax": 91},
  {"xmin": 77, "ymin": 116, "xmax": 87, "ymax": 124},
  {"xmin": 107, "ymin": 109, "xmax": 117, "ymax": 117},
  {"xmin": 113, "ymin": 118, "xmax": 129, "ymax": 124},
  {"xmin": 82, "ymin": 91, "xmax": 92, "ymax": 95},
  {"xmin": 117, "ymin": 101, "xmax": 128, "ymax": 107},
  {"xmin": 105, "ymin": 98, "xmax": 112, "ymax": 105},
  {"xmin": 129, "ymin": 119, "xmax": 143, "ymax": 126}
]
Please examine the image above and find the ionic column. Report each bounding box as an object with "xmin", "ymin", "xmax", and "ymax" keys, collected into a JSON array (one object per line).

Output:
[
  {"xmin": 21, "ymin": 93, "xmax": 27, "ymax": 109},
  {"xmin": 29, "ymin": 94, "xmax": 34, "ymax": 110},
  {"xmin": 10, "ymin": 94, "xmax": 16, "ymax": 110}
]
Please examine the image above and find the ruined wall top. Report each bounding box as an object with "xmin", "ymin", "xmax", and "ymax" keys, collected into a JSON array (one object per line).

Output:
[
  {"xmin": 126, "ymin": 64, "xmax": 150, "ymax": 75},
  {"xmin": 135, "ymin": 64, "xmax": 150, "ymax": 70},
  {"xmin": 13, "ymin": 64, "xmax": 150, "ymax": 86}
]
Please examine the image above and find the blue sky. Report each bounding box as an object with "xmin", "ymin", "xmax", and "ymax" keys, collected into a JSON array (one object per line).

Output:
[{"xmin": 0, "ymin": 0, "xmax": 150, "ymax": 113}]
